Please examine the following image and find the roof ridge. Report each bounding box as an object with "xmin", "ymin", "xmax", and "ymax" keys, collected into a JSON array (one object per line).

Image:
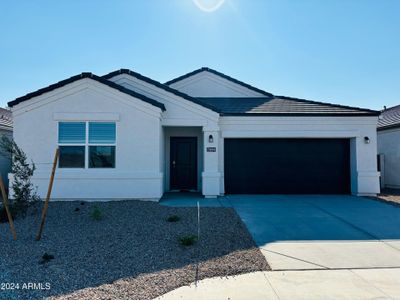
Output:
[
  {"xmin": 8, "ymin": 72, "xmax": 166, "ymax": 111},
  {"xmin": 276, "ymin": 95, "xmax": 380, "ymax": 114},
  {"xmin": 165, "ymin": 67, "xmax": 274, "ymax": 97},
  {"xmin": 164, "ymin": 68, "xmax": 204, "ymax": 85},
  {"xmin": 102, "ymin": 69, "xmax": 221, "ymax": 113},
  {"xmin": 382, "ymin": 104, "xmax": 400, "ymax": 112},
  {"xmin": 195, "ymin": 97, "xmax": 271, "ymax": 99}
]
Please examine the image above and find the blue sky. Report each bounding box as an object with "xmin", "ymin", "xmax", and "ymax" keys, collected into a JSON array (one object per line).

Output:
[{"xmin": 1, "ymin": 0, "xmax": 399, "ymax": 109}]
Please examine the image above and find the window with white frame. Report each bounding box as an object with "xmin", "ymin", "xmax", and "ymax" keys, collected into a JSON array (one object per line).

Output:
[
  {"xmin": 58, "ymin": 122, "xmax": 86, "ymax": 168},
  {"xmin": 88, "ymin": 122, "xmax": 116, "ymax": 168},
  {"xmin": 58, "ymin": 122, "xmax": 116, "ymax": 168}
]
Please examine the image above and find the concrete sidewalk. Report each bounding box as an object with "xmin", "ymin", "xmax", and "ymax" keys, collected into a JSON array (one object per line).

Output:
[{"xmin": 156, "ymin": 268, "xmax": 400, "ymax": 300}]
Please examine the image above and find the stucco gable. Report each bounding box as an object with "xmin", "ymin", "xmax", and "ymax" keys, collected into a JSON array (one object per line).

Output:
[
  {"xmin": 10, "ymin": 78, "xmax": 163, "ymax": 119},
  {"xmin": 104, "ymin": 72, "xmax": 219, "ymax": 123},
  {"xmin": 103, "ymin": 69, "xmax": 219, "ymax": 113},
  {"xmin": 8, "ymin": 73, "xmax": 165, "ymax": 112},
  {"xmin": 166, "ymin": 67, "xmax": 273, "ymax": 98}
]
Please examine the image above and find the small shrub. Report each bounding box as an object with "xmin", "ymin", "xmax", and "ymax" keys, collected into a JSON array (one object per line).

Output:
[
  {"xmin": 166, "ymin": 215, "xmax": 180, "ymax": 222},
  {"xmin": 0, "ymin": 136, "xmax": 40, "ymax": 217},
  {"xmin": 179, "ymin": 235, "xmax": 197, "ymax": 246},
  {"xmin": 90, "ymin": 205, "xmax": 102, "ymax": 220},
  {"xmin": 42, "ymin": 253, "xmax": 54, "ymax": 261},
  {"xmin": 39, "ymin": 252, "xmax": 54, "ymax": 264}
]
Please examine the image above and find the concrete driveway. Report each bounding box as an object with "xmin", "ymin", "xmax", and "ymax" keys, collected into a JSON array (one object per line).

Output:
[
  {"xmin": 162, "ymin": 194, "xmax": 400, "ymax": 270},
  {"xmin": 224, "ymin": 195, "xmax": 400, "ymax": 270}
]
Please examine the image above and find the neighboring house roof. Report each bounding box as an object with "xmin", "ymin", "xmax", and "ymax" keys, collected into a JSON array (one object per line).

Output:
[
  {"xmin": 378, "ymin": 105, "xmax": 400, "ymax": 130},
  {"xmin": 165, "ymin": 67, "xmax": 274, "ymax": 97},
  {"xmin": 195, "ymin": 96, "xmax": 380, "ymax": 116},
  {"xmin": 0, "ymin": 108, "xmax": 12, "ymax": 129},
  {"xmin": 7, "ymin": 73, "xmax": 166, "ymax": 111},
  {"xmin": 102, "ymin": 69, "xmax": 221, "ymax": 113}
]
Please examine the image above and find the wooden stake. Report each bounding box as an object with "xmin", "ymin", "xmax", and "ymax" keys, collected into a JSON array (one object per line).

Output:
[
  {"xmin": 0, "ymin": 172, "xmax": 17, "ymax": 240},
  {"xmin": 36, "ymin": 148, "xmax": 59, "ymax": 241}
]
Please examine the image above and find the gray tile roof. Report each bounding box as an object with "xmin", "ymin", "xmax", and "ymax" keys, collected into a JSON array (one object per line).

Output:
[
  {"xmin": 378, "ymin": 105, "xmax": 400, "ymax": 130},
  {"xmin": 7, "ymin": 67, "xmax": 379, "ymax": 118},
  {"xmin": 0, "ymin": 108, "xmax": 12, "ymax": 129},
  {"xmin": 195, "ymin": 97, "xmax": 379, "ymax": 116}
]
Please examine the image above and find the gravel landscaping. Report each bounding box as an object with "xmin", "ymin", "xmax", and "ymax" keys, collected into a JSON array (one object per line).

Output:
[
  {"xmin": 0, "ymin": 201, "xmax": 268, "ymax": 300},
  {"xmin": 374, "ymin": 188, "xmax": 400, "ymax": 205}
]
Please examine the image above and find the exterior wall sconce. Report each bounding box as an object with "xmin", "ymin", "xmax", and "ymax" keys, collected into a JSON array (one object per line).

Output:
[
  {"xmin": 208, "ymin": 134, "xmax": 214, "ymax": 143},
  {"xmin": 364, "ymin": 136, "xmax": 370, "ymax": 144}
]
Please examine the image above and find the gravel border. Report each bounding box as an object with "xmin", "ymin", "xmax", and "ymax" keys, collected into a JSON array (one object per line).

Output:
[
  {"xmin": 0, "ymin": 201, "xmax": 269, "ymax": 300},
  {"xmin": 370, "ymin": 188, "xmax": 400, "ymax": 206}
]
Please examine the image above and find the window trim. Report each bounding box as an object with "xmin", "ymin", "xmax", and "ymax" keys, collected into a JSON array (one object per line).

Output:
[{"xmin": 57, "ymin": 121, "xmax": 117, "ymax": 169}]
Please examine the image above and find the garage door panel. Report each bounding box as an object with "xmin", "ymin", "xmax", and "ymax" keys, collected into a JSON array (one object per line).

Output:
[{"xmin": 224, "ymin": 139, "xmax": 350, "ymax": 194}]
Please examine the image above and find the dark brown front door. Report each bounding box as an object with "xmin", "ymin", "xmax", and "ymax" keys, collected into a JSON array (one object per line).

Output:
[{"xmin": 170, "ymin": 137, "xmax": 197, "ymax": 190}]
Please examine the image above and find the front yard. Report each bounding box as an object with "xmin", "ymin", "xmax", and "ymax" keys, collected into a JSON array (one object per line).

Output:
[{"xmin": 0, "ymin": 201, "xmax": 268, "ymax": 300}]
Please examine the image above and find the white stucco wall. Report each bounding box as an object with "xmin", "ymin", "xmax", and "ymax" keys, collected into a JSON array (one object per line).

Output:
[
  {"xmin": 218, "ymin": 116, "xmax": 380, "ymax": 196},
  {"xmin": 106, "ymin": 73, "xmax": 221, "ymax": 197},
  {"xmin": 378, "ymin": 128, "xmax": 400, "ymax": 188},
  {"xmin": 11, "ymin": 79, "xmax": 164, "ymax": 200},
  {"xmin": 10, "ymin": 71, "xmax": 380, "ymax": 200}
]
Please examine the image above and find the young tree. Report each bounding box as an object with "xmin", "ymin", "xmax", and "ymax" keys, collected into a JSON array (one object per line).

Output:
[{"xmin": 0, "ymin": 136, "xmax": 40, "ymax": 216}]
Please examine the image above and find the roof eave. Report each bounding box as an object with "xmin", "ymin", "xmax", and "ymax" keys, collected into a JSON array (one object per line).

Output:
[
  {"xmin": 275, "ymin": 96, "xmax": 380, "ymax": 116},
  {"xmin": 8, "ymin": 73, "xmax": 166, "ymax": 111},
  {"xmin": 221, "ymin": 112, "xmax": 380, "ymax": 117},
  {"xmin": 377, "ymin": 123, "xmax": 400, "ymax": 131}
]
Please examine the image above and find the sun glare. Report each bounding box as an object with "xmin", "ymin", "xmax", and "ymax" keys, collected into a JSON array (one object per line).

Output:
[{"xmin": 192, "ymin": 0, "xmax": 226, "ymax": 12}]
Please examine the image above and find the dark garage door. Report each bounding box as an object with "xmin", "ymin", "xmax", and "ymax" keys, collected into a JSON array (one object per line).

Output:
[{"xmin": 224, "ymin": 138, "xmax": 350, "ymax": 194}]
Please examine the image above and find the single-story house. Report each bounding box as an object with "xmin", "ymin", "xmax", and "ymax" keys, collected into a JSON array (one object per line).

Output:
[
  {"xmin": 0, "ymin": 108, "xmax": 12, "ymax": 186},
  {"xmin": 377, "ymin": 105, "xmax": 400, "ymax": 189},
  {"xmin": 8, "ymin": 67, "xmax": 380, "ymax": 200}
]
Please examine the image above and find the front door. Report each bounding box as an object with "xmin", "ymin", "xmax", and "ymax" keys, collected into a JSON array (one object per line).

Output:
[{"xmin": 170, "ymin": 137, "xmax": 197, "ymax": 191}]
